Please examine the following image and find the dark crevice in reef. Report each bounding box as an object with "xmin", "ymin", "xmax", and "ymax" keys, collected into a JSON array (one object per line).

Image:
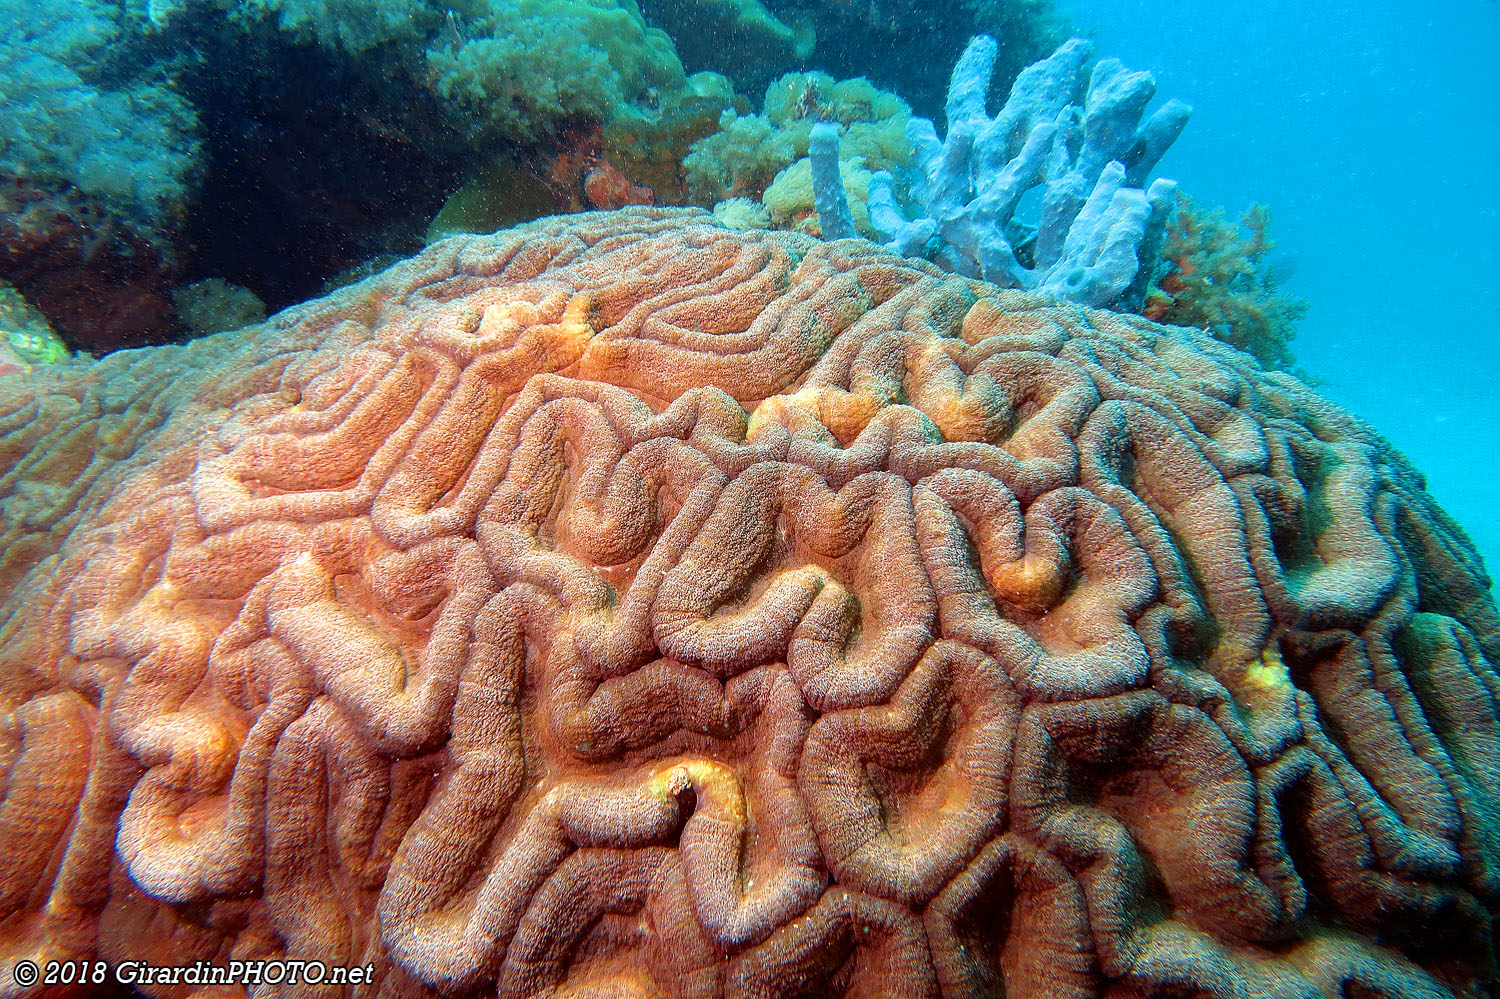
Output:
[{"xmin": 164, "ymin": 14, "xmax": 470, "ymax": 313}]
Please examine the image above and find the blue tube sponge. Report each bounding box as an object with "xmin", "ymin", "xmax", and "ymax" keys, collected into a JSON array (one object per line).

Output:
[
  {"xmin": 813, "ymin": 35, "xmax": 1191, "ymax": 310},
  {"xmin": 807, "ymin": 124, "xmax": 858, "ymax": 240}
]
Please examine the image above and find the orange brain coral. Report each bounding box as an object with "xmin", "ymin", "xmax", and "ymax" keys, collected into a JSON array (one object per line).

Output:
[{"xmin": 1, "ymin": 208, "xmax": 1498, "ymax": 999}]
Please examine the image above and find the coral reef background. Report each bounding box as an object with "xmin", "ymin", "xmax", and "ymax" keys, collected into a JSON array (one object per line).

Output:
[
  {"xmin": 1060, "ymin": 0, "xmax": 1500, "ymax": 589},
  {"xmin": 0, "ymin": 0, "xmax": 1493, "ymax": 583}
]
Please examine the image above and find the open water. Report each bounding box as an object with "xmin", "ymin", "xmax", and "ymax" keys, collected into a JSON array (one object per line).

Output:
[{"xmin": 1064, "ymin": 0, "xmax": 1500, "ymax": 588}]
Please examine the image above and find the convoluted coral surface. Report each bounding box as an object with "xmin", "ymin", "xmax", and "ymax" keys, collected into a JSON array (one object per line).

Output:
[{"xmin": 1, "ymin": 208, "xmax": 1497, "ymax": 999}]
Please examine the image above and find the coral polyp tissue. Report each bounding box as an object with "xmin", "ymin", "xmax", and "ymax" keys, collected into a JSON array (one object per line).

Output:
[{"xmin": 0, "ymin": 210, "xmax": 1495, "ymax": 999}]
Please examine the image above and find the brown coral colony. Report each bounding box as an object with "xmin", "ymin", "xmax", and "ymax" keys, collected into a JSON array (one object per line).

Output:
[{"xmin": 1, "ymin": 209, "xmax": 1497, "ymax": 998}]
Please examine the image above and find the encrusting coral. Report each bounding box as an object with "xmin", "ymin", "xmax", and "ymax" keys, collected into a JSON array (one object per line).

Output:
[
  {"xmin": 685, "ymin": 70, "xmax": 911, "ymax": 234},
  {"xmin": 1, "ymin": 0, "xmax": 201, "ymax": 231},
  {"xmin": 428, "ymin": 0, "xmax": 689, "ymax": 143},
  {"xmin": 1, "ymin": 209, "xmax": 1497, "ymax": 998},
  {"xmin": 238, "ymin": 0, "xmax": 442, "ymax": 54}
]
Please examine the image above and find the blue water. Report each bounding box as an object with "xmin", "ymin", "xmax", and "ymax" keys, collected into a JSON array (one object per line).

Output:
[{"xmin": 1060, "ymin": 0, "xmax": 1500, "ymax": 588}]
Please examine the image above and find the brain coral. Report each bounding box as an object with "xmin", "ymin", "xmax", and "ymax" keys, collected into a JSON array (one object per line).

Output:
[{"xmin": 1, "ymin": 208, "xmax": 1498, "ymax": 999}]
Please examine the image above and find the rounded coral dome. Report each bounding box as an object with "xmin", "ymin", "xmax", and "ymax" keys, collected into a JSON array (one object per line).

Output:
[{"xmin": 0, "ymin": 208, "xmax": 1495, "ymax": 999}]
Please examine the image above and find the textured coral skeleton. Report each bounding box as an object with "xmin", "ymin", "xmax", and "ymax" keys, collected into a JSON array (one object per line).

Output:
[{"xmin": 1, "ymin": 208, "xmax": 1498, "ymax": 998}]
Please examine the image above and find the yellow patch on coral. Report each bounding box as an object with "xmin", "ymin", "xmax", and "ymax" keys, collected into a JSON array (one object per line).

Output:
[
  {"xmin": 652, "ymin": 759, "xmax": 745, "ymax": 822},
  {"xmin": 477, "ymin": 300, "xmax": 542, "ymax": 341},
  {"xmin": 1243, "ymin": 644, "xmax": 1294, "ymax": 695},
  {"xmin": 990, "ymin": 554, "xmax": 1065, "ymax": 614},
  {"xmin": 552, "ymin": 292, "xmax": 600, "ymax": 364},
  {"xmin": 749, "ymin": 383, "xmax": 881, "ymax": 446},
  {"xmin": 812, "ymin": 387, "xmax": 881, "ymax": 444},
  {"xmin": 960, "ymin": 299, "xmax": 1005, "ymax": 345},
  {"xmin": 905, "ymin": 341, "xmax": 998, "ymax": 443},
  {"xmin": 925, "ymin": 391, "xmax": 994, "ymax": 444}
]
